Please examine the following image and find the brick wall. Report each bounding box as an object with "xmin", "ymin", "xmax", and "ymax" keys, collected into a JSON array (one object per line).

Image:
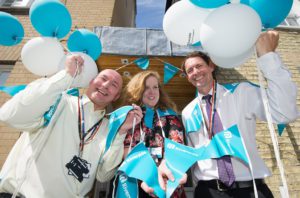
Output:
[{"xmin": 0, "ymin": 1, "xmax": 300, "ymax": 198}]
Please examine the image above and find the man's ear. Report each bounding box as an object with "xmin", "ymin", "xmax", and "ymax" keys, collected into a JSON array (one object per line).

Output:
[
  {"xmin": 209, "ymin": 60, "xmax": 216, "ymax": 72},
  {"xmin": 112, "ymin": 90, "xmax": 121, "ymax": 102}
]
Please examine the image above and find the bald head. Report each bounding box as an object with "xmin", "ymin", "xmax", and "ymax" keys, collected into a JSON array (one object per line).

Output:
[{"xmin": 86, "ymin": 69, "xmax": 123, "ymax": 110}]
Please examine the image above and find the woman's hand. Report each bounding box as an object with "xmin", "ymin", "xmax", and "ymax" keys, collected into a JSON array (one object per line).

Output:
[{"xmin": 119, "ymin": 104, "xmax": 143, "ymax": 134}]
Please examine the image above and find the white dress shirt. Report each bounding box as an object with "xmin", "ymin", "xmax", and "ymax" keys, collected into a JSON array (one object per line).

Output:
[
  {"xmin": 182, "ymin": 52, "xmax": 299, "ymax": 183},
  {"xmin": 0, "ymin": 70, "xmax": 126, "ymax": 198}
]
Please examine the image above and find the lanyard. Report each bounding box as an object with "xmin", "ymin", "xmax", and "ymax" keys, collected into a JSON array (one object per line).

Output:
[
  {"xmin": 198, "ymin": 80, "xmax": 217, "ymax": 139},
  {"xmin": 77, "ymin": 96, "xmax": 103, "ymax": 156}
]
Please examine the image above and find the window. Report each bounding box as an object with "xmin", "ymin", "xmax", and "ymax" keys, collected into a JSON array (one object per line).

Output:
[
  {"xmin": 0, "ymin": 64, "xmax": 14, "ymax": 86},
  {"xmin": 0, "ymin": 0, "xmax": 34, "ymax": 8}
]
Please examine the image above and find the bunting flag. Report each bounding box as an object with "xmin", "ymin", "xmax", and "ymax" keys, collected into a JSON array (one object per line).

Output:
[
  {"xmin": 277, "ymin": 124, "xmax": 286, "ymax": 136},
  {"xmin": 165, "ymin": 124, "xmax": 249, "ymax": 197},
  {"xmin": 184, "ymin": 103, "xmax": 202, "ymax": 133},
  {"xmin": 43, "ymin": 88, "xmax": 79, "ymax": 126},
  {"xmin": 157, "ymin": 108, "xmax": 177, "ymax": 117},
  {"xmin": 0, "ymin": 85, "xmax": 26, "ymax": 96},
  {"xmin": 116, "ymin": 172, "xmax": 138, "ymax": 198},
  {"xmin": 192, "ymin": 41, "xmax": 201, "ymax": 47},
  {"xmin": 105, "ymin": 106, "xmax": 133, "ymax": 153},
  {"xmin": 144, "ymin": 106, "xmax": 155, "ymax": 129},
  {"xmin": 118, "ymin": 142, "xmax": 166, "ymax": 198},
  {"xmin": 134, "ymin": 57, "xmax": 149, "ymax": 70},
  {"xmin": 163, "ymin": 63, "xmax": 180, "ymax": 84}
]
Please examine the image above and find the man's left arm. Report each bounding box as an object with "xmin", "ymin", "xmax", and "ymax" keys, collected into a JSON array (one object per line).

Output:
[
  {"xmin": 96, "ymin": 133, "xmax": 127, "ymax": 182},
  {"xmin": 256, "ymin": 31, "xmax": 299, "ymax": 123}
]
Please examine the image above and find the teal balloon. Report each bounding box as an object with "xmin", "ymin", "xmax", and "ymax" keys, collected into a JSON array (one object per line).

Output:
[
  {"xmin": 190, "ymin": 0, "xmax": 229, "ymax": 8},
  {"xmin": 29, "ymin": 0, "xmax": 72, "ymax": 39},
  {"xmin": 240, "ymin": 0, "xmax": 293, "ymax": 28},
  {"xmin": 67, "ymin": 29, "xmax": 102, "ymax": 60},
  {"xmin": 0, "ymin": 12, "xmax": 24, "ymax": 46}
]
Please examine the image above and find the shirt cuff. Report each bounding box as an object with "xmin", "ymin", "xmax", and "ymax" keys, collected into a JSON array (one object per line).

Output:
[
  {"xmin": 47, "ymin": 70, "xmax": 74, "ymax": 90},
  {"xmin": 257, "ymin": 52, "xmax": 283, "ymax": 74}
]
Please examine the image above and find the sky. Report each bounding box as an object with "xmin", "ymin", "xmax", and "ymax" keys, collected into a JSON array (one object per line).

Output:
[{"xmin": 136, "ymin": 0, "xmax": 166, "ymax": 29}]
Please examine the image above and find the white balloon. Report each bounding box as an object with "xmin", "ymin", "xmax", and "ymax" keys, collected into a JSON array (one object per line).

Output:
[
  {"xmin": 21, "ymin": 37, "xmax": 64, "ymax": 76},
  {"xmin": 210, "ymin": 46, "xmax": 254, "ymax": 68},
  {"xmin": 200, "ymin": 4, "xmax": 261, "ymax": 58},
  {"xmin": 61, "ymin": 52, "xmax": 98, "ymax": 88},
  {"xmin": 163, "ymin": 0, "xmax": 211, "ymax": 46}
]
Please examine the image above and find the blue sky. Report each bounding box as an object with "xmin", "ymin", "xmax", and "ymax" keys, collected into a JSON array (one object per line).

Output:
[{"xmin": 136, "ymin": 0, "xmax": 166, "ymax": 29}]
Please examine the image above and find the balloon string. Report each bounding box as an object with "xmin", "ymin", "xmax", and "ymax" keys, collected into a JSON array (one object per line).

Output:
[{"xmin": 254, "ymin": 49, "xmax": 290, "ymax": 198}]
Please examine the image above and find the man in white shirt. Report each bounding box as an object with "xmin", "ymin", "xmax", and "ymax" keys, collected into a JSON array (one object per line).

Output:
[
  {"xmin": 0, "ymin": 54, "xmax": 142, "ymax": 198},
  {"xmin": 159, "ymin": 31, "xmax": 299, "ymax": 198}
]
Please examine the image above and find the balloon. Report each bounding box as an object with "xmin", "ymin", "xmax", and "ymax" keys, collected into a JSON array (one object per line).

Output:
[
  {"xmin": 163, "ymin": 0, "xmax": 211, "ymax": 46},
  {"xmin": 210, "ymin": 47, "xmax": 254, "ymax": 68},
  {"xmin": 59, "ymin": 52, "xmax": 98, "ymax": 88},
  {"xmin": 240, "ymin": 0, "xmax": 293, "ymax": 29},
  {"xmin": 200, "ymin": 4, "xmax": 261, "ymax": 58},
  {"xmin": 30, "ymin": 0, "xmax": 72, "ymax": 39},
  {"xmin": 190, "ymin": 0, "xmax": 229, "ymax": 8},
  {"xmin": 67, "ymin": 29, "xmax": 102, "ymax": 60},
  {"xmin": 21, "ymin": 37, "xmax": 64, "ymax": 76},
  {"xmin": 0, "ymin": 11, "xmax": 24, "ymax": 46}
]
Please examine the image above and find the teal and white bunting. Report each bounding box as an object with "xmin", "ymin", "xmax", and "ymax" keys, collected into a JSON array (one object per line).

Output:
[
  {"xmin": 163, "ymin": 63, "xmax": 179, "ymax": 84},
  {"xmin": 43, "ymin": 88, "xmax": 79, "ymax": 126},
  {"xmin": 118, "ymin": 143, "xmax": 166, "ymax": 198},
  {"xmin": 184, "ymin": 103, "xmax": 202, "ymax": 133},
  {"xmin": 134, "ymin": 57, "xmax": 149, "ymax": 70},
  {"xmin": 165, "ymin": 124, "xmax": 249, "ymax": 197},
  {"xmin": 116, "ymin": 172, "xmax": 138, "ymax": 198},
  {"xmin": 105, "ymin": 106, "xmax": 133, "ymax": 153}
]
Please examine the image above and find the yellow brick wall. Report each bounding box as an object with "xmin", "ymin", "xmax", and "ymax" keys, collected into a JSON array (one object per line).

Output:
[{"xmin": 0, "ymin": 1, "xmax": 300, "ymax": 198}]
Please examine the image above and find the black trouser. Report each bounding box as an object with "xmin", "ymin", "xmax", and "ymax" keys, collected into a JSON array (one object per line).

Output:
[
  {"xmin": 0, "ymin": 193, "xmax": 21, "ymax": 198},
  {"xmin": 194, "ymin": 180, "xmax": 274, "ymax": 198}
]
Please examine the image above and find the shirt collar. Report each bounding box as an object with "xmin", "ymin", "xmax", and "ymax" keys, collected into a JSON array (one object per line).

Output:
[
  {"xmin": 198, "ymin": 89, "xmax": 213, "ymax": 100},
  {"xmin": 81, "ymin": 94, "xmax": 106, "ymax": 117}
]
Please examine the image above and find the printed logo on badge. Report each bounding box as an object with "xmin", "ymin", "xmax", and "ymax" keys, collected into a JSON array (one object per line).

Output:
[{"xmin": 66, "ymin": 155, "xmax": 91, "ymax": 182}]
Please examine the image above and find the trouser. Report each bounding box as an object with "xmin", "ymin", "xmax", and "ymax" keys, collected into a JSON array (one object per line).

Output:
[
  {"xmin": 194, "ymin": 179, "xmax": 274, "ymax": 198},
  {"xmin": 0, "ymin": 193, "xmax": 22, "ymax": 198}
]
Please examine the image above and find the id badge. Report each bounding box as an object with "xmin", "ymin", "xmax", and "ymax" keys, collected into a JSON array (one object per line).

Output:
[
  {"xmin": 149, "ymin": 147, "xmax": 162, "ymax": 159},
  {"xmin": 66, "ymin": 155, "xmax": 91, "ymax": 182}
]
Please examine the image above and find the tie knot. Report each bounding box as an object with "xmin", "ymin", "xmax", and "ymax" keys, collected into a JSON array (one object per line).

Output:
[{"xmin": 202, "ymin": 94, "xmax": 212, "ymax": 104}]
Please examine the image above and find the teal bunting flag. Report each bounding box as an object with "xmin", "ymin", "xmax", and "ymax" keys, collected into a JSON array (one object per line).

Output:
[
  {"xmin": 192, "ymin": 41, "xmax": 201, "ymax": 47},
  {"xmin": 118, "ymin": 143, "xmax": 166, "ymax": 198},
  {"xmin": 144, "ymin": 106, "xmax": 155, "ymax": 129},
  {"xmin": 116, "ymin": 172, "xmax": 138, "ymax": 198},
  {"xmin": 0, "ymin": 85, "xmax": 26, "ymax": 96},
  {"xmin": 43, "ymin": 88, "xmax": 79, "ymax": 126},
  {"xmin": 134, "ymin": 57, "xmax": 149, "ymax": 70},
  {"xmin": 165, "ymin": 124, "xmax": 249, "ymax": 197},
  {"xmin": 277, "ymin": 124, "xmax": 286, "ymax": 136},
  {"xmin": 163, "ymin": 63, "xmax": 179, "ymax": 84},
  {"xmin": 184, "ymin": 103, "xmax": 202, "ymax": 133},
  {"xmin": 105, "ymin": 106, "xmax": 133, "ymax": 153}
]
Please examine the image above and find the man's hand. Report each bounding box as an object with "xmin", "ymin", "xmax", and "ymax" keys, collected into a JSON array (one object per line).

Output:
[
  {"xmin": 118, "ymin": 104, "xmax": 143, "ymax": 134},
  {"xmin": 141, "ymin": 182, "xmax": 156, "ymax": 197},
  {"xmin": 158, "ymin": 159, "xmax": 174, "ymax": 190},
  {"xmin": 256, "ymin": 30, "xmax": 279, "ymax": 57},
  {"xmin": 158, "ymin": 159, "xmax": 187, "ymax": 191},
  {"xmin": 65, "ymin": 54, "xmax": 84, "ymax": 77}
]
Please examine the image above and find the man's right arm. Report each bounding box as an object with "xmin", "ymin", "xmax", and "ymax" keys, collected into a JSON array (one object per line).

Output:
[
  {"xmin": 0, "ymin": 70, "xmax": 73, "ymax": 131},
  {"xmin": 0, "ymin": 55, "xmax": 84, "ymax": 131}
]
